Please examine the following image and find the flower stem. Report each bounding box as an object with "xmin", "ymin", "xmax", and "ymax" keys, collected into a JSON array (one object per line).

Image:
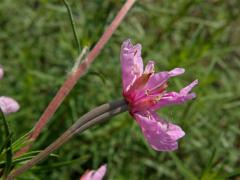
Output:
[
  {"xmin": 7, "ymin": 99, "xmax": 128, "ymax": 179},
  {"xmin": 16, "ymin": 0, "xmax": 136, "ymax": 156}
]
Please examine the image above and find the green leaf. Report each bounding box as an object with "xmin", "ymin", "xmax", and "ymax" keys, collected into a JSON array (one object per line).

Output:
[
  {"xmin": 11, "ymin": 131, "xmax": 32, "ymax": 153},
  {"xmin": 32, "ymin": 155, "xmax": 89, "ymax": 172},
  {"xmin": 201, "ymin": 148, "xmax": 217, "ymax": 178},
  {"xmin": 0, "ymin": 151, "xmax": 59, "ymax": 168}
]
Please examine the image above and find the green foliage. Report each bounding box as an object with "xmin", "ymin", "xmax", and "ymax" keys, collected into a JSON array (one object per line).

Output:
[
  {"xmin": 0, "ymin": 109, "xmax": 13, "ymax": 177},
  {"xmin": 0, "ymin": 0, "xmax": 240, "ymax": 179}
]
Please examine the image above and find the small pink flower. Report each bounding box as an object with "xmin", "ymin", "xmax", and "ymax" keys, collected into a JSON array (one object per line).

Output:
[
  {"xmin": 0, "ymin": 96, "xmax": 20, "ymax": 115},
  {"xmin": 0, "ymin": 65, "xmax": 20, "ymax": 115},
  {"xmin": 80, "ymin": 164, "xmax": 107, "ymax": 180},
  {"xmin": 120, "ymin": 40, "xmax": 198, "ymax": 151}
]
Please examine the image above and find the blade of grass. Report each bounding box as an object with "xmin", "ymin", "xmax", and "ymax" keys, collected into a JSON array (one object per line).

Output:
[
  {"xmin": 200, "ymin": 148, "xmax": 217, "ymax": 180},
  {"xmin": 169, "ymin": 153, "xmax": 198, "ymax": 180},
  {"xmin": 12, "ymin": 132, "xmax": 32, "ymax": 155},
  {"xmin": 0, "ymin": 135, "xmax": 12, "ymax": 156},
  {"xmin": 0, "ymin": 153, "xmax": 60, "ymax": 168},
  {"xmin": 31, "ymin": 155, "xmax": 89, "ymax": 171},
  {"xmin": 0, "ymin": 109, "xmax": 13, "ymax": 177},
  {"xmin": 63, "ymin": 0, "xmax": 81, "ymax": 54}
]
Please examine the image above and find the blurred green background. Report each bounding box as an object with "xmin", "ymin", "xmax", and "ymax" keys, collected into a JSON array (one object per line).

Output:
[{"xmin": 0, "ymin": 0, "xmax": 240, "ymax": 179}]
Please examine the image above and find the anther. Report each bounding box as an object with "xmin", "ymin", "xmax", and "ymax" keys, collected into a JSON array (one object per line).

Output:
[{"xmin": 145, "ymin": 89, "xmax": 150, "ymax": 96}]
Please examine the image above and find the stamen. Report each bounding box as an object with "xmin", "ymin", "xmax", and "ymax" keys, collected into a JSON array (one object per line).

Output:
[
  {"xmin": 145, "ymin": 89, "xmax": 150, "ymax": 96},
  {"xmin": 149, "ymin": 82, "xmax": 168, "ymax": 95},
  {"xmin": 146, "ymin": 111, "xmax": 151, "ymax": 120},
  {"xmin": 153, "ymin": 95, "xmax": 163, "ymax": 104},
  {"xmin": 129, "ymin": 73, "xmax": 151, "ymax": 93}
]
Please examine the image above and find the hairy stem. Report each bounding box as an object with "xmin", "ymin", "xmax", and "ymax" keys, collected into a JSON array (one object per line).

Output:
[
  {"xmin": 8, "ymin": 100, "xmax": 128, "ymax": 179},
  {"xmin": 16, "ymin": 0, "xmax": 136, "ymax": 156}
]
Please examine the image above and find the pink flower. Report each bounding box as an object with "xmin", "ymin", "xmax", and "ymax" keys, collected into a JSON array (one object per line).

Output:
[
  {"xmin": 80, "ymin": 164, "xmax": 107, "ymax": 180},
  {"xmin": 120, "ymin": 40, "xmax": 198, "ymax": 151},
  {"xmin": 0, "ymin": 65, "xmax": 20, "ymax": 115}
]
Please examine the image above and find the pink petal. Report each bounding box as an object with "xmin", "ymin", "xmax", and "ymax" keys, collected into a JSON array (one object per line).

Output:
[
  {"xmin": 180, "ymin": 79, "xmax": 198, "ymax": 95},
  {"xmin": 144, "ymin": 61, "xmax": 155, "ymax": 74},
  {"xmin": 80, "ymin": 165, "xmax": 107, "ymax": 180},
  {"xmin": 0, "ymin": 96, "xmax": 20, "ymax": 115},
  {"xmin": 169, "ymin": 68, "xmax": 185, "ymax": 77},
  {"xmin": 145, "ymin": 68, "xmax": 185, "ymax": 92},
  {"xmin": 133, "ymin": 67, "xmax": 185, "ymax": 100},
  {"xmin": 152, "ymin": 79, "xmax": 198, "ymax": 110},
  {"xmin": 134, "ymin": 111, "xmax": 185, "ymax": 151},
  {"xmin": 121, "ymin": 39, "xmax": 143, "ymax": 92},
  {"xmin": 91, "ymin": 165, "xmax": 107, "ymax": 180},
  {"xmin": 165, "ymin": 123, "xmax": 185, "ymax": 141},
  {"xmin": 0, "ymin": 65, "xmax": 3, "ymax": 79}
]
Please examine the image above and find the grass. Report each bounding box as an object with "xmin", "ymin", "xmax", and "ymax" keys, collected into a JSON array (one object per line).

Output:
[{"xmin": 0, "ymin": 0, "xmax": 240, "ymax": 179}]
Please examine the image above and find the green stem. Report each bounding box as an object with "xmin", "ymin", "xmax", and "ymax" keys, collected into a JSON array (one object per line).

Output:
[{"xmin": 63, "ymin": 0, "xmax": 81, "ymax": 54}]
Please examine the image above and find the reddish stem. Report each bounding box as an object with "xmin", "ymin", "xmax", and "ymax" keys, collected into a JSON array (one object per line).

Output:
[{"xmin": 15, "ymin": 0, "xmax": 136, "ymax": 157}]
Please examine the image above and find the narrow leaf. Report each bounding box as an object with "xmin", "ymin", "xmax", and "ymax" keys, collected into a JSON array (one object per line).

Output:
[{"xmin": 0, "ymin": 108, "xmax": 13, "ymax": 177}]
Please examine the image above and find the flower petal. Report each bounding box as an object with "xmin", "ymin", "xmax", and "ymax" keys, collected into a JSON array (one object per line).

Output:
[
  {"xmin": 0, "ymin": 96, "xmax": 20, "ymax": 115},
  {"xmin": 166, "ymin": 122, "xmax": 185, "ymax": 141},
  {"xmin": 144, "ymin": 61, "xmax": 155, "ymax": 74},
  {"xmin": 0, "ymin": 65, "xmax": 3, "ymax": 79},
  {"xmin": 121, "ymin": 39, "xmax": 143, "ymax": 92},
  {"xmin": 180, "ymin": 79, "xmax": 198, "ymax": 95},
  {"xmin": 91, "ymin": 164, "xmax": 107, "ymax": 180},
  {"xmin": 145, "ymin": 68, "xmax": 185, "ymax": 92},
  {"xmin": 134, "ymin": 111, "xmax": 185, "ymax": 151},
  {"xmin": 152, "ymin": 79, "xmax": 198, "ymax": 110},
  {"xmin": 80, "ymin": 164, "xmax": 107, "ymax": 180},
  {"xmin": 132, "ymin": 68, "xmax": 185, "ymax": 100},
  {"xmin": 169, "ymin": 68, "xmax": 185, "ymax": 77}
]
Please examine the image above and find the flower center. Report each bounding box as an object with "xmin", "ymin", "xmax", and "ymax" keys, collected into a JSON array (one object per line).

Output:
[
  {"xmin": 130, "ymin": 82, "xmax": 168, "ymax": 112},
  {"xmin": 125, "ymin": 73, "xmax": 152, "ymax": 98}
]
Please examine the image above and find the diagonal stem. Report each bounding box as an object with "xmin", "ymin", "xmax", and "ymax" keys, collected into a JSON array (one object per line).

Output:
[
  {"xmin": 8, "ymin": 100, "xmax": 128, "ymax": 179},
  {"xmin": 16, "ymin": 0, "xmax": 136, "ymax": 156}
]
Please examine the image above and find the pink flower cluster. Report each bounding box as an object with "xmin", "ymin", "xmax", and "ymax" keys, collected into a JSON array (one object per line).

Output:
[
  {"xmin": 0, "ymin": 65, "xmax": 19, "ymax": 115},
  {"xmin": 120, "ymin": 40, "xmax": 198, "ymax": 151}
]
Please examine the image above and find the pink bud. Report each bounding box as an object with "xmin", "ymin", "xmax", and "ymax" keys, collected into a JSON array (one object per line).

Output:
[{"xmin": 0, "ymin": 96, "xmax": 20, "ymax": 115}]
